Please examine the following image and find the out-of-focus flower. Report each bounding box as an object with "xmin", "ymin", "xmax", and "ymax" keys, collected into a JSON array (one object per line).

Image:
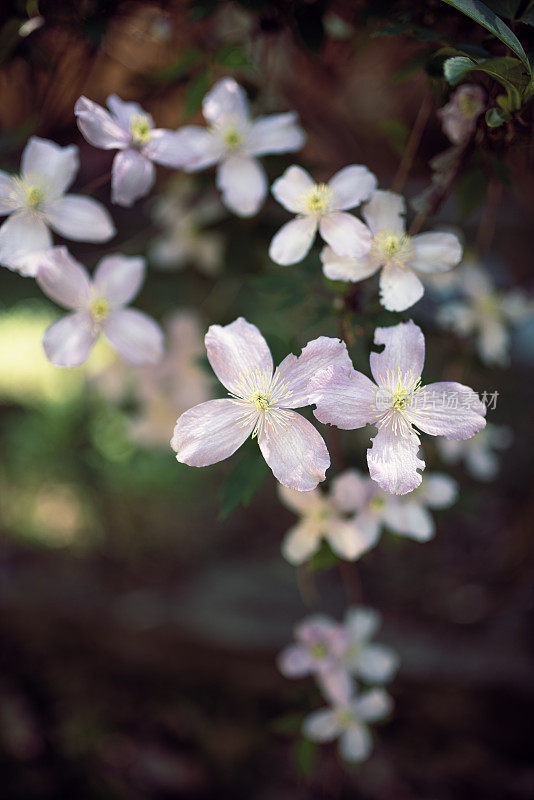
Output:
[
  {"xmin": 75, "ymin": 94, "xmax": 187, "ymax": 207},
  {"xmin": 438, "ymin": 84, "xmax": 486, "ymax": 146},
  {"xmin": 36, "ymin": 247, "xmax": 164, "ymax": 368},
  {"xmin": 149, "ymin": 177, "xmax": 224, "ymax": 274},
  {"xmin": 303, "ymin": 688, "xmax": 393, "ymax": 763},
  {"xmin": 437, "ymin": 423, "xmax": 513, "ymax": 481},
  {"xmin": 343, "ymin": 607, "xmax": 399, "ymax": 684},
  {"xmin": 171, "ymin": 318, "xmax": 353, "ymax": 491},
  {"xmin": 321, "ymin": 190, "xmax": 462, "ymax": 311},
  {"xmin": 332, "ymin": 469, "xmax": 457, "ymax": 550},
  {"xmin": 0, "ymin": 137, "xmax": 115, "ymax": 275},
  {"xmin": 309, "ymin": 320, "xmax": 486, "ymax": 495},
  {"xmin": 437, "ymin": 262, "xmax": 534, "ymax": 366},
  {"xmin": 269, "ymin": 165, "xmax": 376, "ymax": 265},
  {"xmin": 173, "ymin": 78, "xmax": 305, "ymax": 216}
]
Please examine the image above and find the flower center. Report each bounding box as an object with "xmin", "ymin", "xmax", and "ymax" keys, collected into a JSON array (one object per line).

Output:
[
  {"xmin": 375, "ymin": 368, "xmax": 422, "ymax": 423},
  {"xmin": 251, "ymin": 390, "xmax": 272, "ymax": 411},
  {"xmin": 130, "ymin": 115, "xmax": 152, "ymax": 146},
  {"xmin": 12, "ymin": 177, "xmax": 46, "ymax": 210},
  {"xmin": 90, "ymin": 297, "xmax": 109, "ymax": 322},
  {"xmin": 311, "ymin": 642, "xmax": 328, "ymax": 659},
  {"xmin": 459, "ymin": 93, "xmax": 482, "ymax": 119},
  {"xmin": 301, "ymin": 183, "xmax": 334, "ymax": 215},
  {"xmin": 372, "ymin": 230, "xmax": 414, "ymax": 268},
  {"xmin": 369, "ymin": 495, "xmax": 385, "ymax": 511},
  {"xmin": 336, "ymin": 708, "xmax": 355, "ymax": 728},
  {"xmin": 222, "ymin": 126, "xmax": 243, "ymax": 149}
]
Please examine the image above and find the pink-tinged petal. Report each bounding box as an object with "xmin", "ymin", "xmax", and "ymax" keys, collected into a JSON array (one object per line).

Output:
[
  {"xmin": 74, "ymin": 96, "xmax": 130, "ymax": 149},
  {"xmin": 36, "ymin": 246, "xmax": 91, "ymax": 308},
  {"xmin": 367, "ymin": 423, "xmax": 425, "ymax": 495},
  {"xmin": 205, "ymin": 317, "xmax": 273, "ymax": 395},
  {"xmin": 331, "ymin": 469, "xmax": 371, "ymax": 513},
  {"xmin": 328, "ymin": 520, "xmax": 378, "ymax": 561},
  {"xmin": 355, "ymin": 644, "xmax": 399, "ymax": 683},
  {"xmin": 410, "ymin": 231, "xmax": 462, "ymax": 273},
  {"xmin": 171, "ymin": 398, "xmax": 255, "ymax": 467},
  {"xmin": 319, "ymin": 212, "xmax": 372, "ymax": 258},
  {"xmin": 352, "ymin": 510, "xmax": 382, "ymax": 550},
  {"xmin": 379, "ymin": 264, "xmax": 424, "ymax": 312},
  {"xmin": 202, "ymin": 78, "xmax": 249, "ymax": 125},
  {"xmin": 103, "ymin": 308, "xmax": 164, "ymax": 365},
  {"xmin": 370, "ymin": 320, "xmax": 425, "ymax": 388},
  {"xmin": 171, "ymin": 126, "xmax": 223, "ymax": 170},
  {"xmin": 309, "ymin": 365, "xmax": 379, "ymax": 430},
  {"xmin": 275, "ymin": 336, "xmax": 352, "ymax": 409},
  {"xmin": 258, "ymin": 410, "xmax": 329, "ymax": 491},
  {"xmin": 302, "ymin": 708, "xmax": 340, "ymax": 742},
  {"xmin": 111, "ymin": 149, "xmax": 155, "ymax": 207},
  {"xmin": 410, "ymin": 382, "xmax": 486, "ymax": 439},
  {"xmin": 0, "ymin": 212, "xmax": 52, "ymax": 274},
  {"xmin": 277, "ymin": 644, "xmax": 313, "ymax": 677},
  {"xmin": 339, "ymin": 724, "xmax": 372, "ymax": 763},
  {"xmin": 0, "ymin": 171, "xmax": 16, "ymax": 215},
  {"xmin": 328, "ymin": 165, "xmax": 377, "ymax": 211},
  {"xmin": 247, "ymin": 112, "xmax": 305, "ymax": 156},
  {"xmin": 93, "ymin": 254, "xmax": 145, "ymax": 307},
  {"xmin": 418, "ymin": 473, "xmax": 458, "ymax": 508},
  {"xmin": 363, "ymin": 190, "xmax": 406, "ymax": 235},
  {"xmin": 43, "ymin": 311, "xmax": 97, "ymax": 367},
  {"xmin": 383, "ymin": 499, "xmax": 434, "ymax": 541},
  {"xmin": 269, "ymin": 216, "xmax": 317, "ymax": 265},
  {"xmin": 107, "ymin": 94, "xmax": 149, "ymax": 128},
  {"xmin": 271, "ymin": 165, "xmax": 314, "ymax": 213},
  {"xmin": 281, "ymin": 521, "xmax": 322, "ymax": 565},
  {"xmin": 216, "ymin": 156, "xmax": 267, "ymax": 217},
  {"xmin": 21, "ymin": 137, "xmax": 79, "ymax": 195},
  {"xmin": 354, "ymin": 688, "xmax": 393, "ymax": 722},
  {"xmin": 345, "ymin": 607, "xmax": 381, "ymax": 642},
  {"xmin": 321, "ymin": 245, "xmax": 379, "ymax": 283},
  {"xmin": 44, "ymin": 195, "xmax": 115, "ymax": 241},
  {"xmin": 317, "ymin": 668, "xmax": 353, "ymax": 706},
  {"xmin": 278, "ymin": 484, "xmax": 322, "ymax": 514},
  {"xmin": 143, "ymin": 129, "xmax": 191, "ymax": 167}
]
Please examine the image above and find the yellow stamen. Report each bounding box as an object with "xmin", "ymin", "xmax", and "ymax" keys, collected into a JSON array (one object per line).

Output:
[
  {"xmin": 90, "ymin": 297, "xmax": 109, "ymax": 322},
  {"xmin": 222, "ymin": 127, "xmax": 243, "ymax": 149},
  {"xmin": 372, "ymin": 230, "xmax": 414, "ymax": 268},
  {"xmin": 130, "ymin": 115, "xmax": 152, "ymax": 146},
  {"xmin": 301, "ymin": 183, "xmax": 334, "ymax": 215}
]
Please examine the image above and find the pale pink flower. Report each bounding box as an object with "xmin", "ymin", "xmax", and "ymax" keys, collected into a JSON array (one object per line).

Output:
[
  {"xmin": 437, "ymin": 423, "xmax": 513, "ymax": 481},
  {"xmin": 172, "ymin": 78, "xmax": 305, "ymax": 216},
  {"xmin": 269, "ymin": 164, "xmax": 376, "ymax": 265},
  {"xmin": 171, "ymin": 318, "xmax": 351, "ymax": 491},
  {"xmin": 309, "ymin": 320, "xmax": 486, "ymax": 495},
  {"xmin": 75, "ymin": 94, "xmax": 187, "ymax": 207},
  {"xmin": 438, "ymin": 84, "xmax": 485, "ymax": 146},
  {"xmin": 0, "ymin": 137, "xmax": 115, "ymax": 275},
  {"xmin": 321, "ymin": 190, "xmax": 462, "ymax": 311},
  {"xmin": 36, "ymin": 247, "xmax": 164, "ymax": 368}
]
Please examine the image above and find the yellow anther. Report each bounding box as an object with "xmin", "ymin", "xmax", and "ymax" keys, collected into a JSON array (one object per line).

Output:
[
  {"xmin": 222, "ymin": 127, "xmax": 243, "ymax": 149},
  {"xmin": 302, "ymin": 183, "xmax": 334, "ymax": 215},
  {"xmin": 130, "ymin": 115, "xmax": 152, "ymax": 146},
  {"xmin": 372, "ymin": 230, "xmax": 414, "ymax": 268},
  {"xmin": 90, "ymin": 297, "xmax": 109, "ymax": 322}
]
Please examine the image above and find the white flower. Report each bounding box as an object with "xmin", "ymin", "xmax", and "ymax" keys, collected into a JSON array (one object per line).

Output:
[
  {"xmin": 320, "ymin": 189, "xmax": 463, "ymax": 311},
  {"xmin": 269, "ymin": 164, "xmax": 376, "ymax": 265},
  {"xmin": 36, "ymin": 247, "xmax": 164, "ymax": 368},
  {"xmin": 0, "ymin": 137, "xmax": 115, "ymax": 275},
  {"xmin": 437, "ymin": 423, "xmax": 513, "ymax": 481},
  {"xmin": 343, "ymin": 607, "xmax": 399, "ymax": 684},
  {"xmin": 172, "ymin": 78, "xmax": 306, "ymax": 216}
]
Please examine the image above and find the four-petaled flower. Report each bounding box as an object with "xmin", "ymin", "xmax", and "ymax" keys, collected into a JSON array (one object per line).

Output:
[
  {"xmin": 309, "ymin": 320, "xmax": 486, "ymax": 495},
  {"xmin": 321, "ymin": 189, "xmax": 463, "ymax": 311},
  {"xmin": 269, "ymin": 164, "xmax": 376, "ymax": 265},
  {"xmin": 0, "ymin": 137, "xmax": 115, "ymax": 275},
  {"xmin": 75, "ymin": 94, "xmax": 188, "ymax": 207},
  {"xmin": 36, "ymin": 247, "xmax": 164, "ymax": 368},
  {"xmin": 172, "ymin": 78, "xmax": 306, "ymax": 217}
]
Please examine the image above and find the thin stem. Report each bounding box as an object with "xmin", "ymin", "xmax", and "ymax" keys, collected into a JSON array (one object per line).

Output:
[
  {"xmin": 391, "ymin": 94, "xmax": 433, "ymax": 195},
  {"xmin": 80, "ymin": 171, "xmax": 111, "ymax": 195}
]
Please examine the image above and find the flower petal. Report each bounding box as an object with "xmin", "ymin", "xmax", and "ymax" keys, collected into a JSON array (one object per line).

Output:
[
  {"xmin": 383, "ymin": 499, "xmax": 435, "ymax": 541},
  {"xmin": 355, "ymin": 644, "xmax": 399, "ymax": 683},
  {"xmin": 367, "ymin": 423, "xmax": 425, "ymax": 495},
  {"xmin": 45, "ymin": 195, "xmax": 115, "ymax": 241},
  {"xmin": 269, "ymin": 216, "xmax": 317, "ymax": 265},
  {"xmin": 202, "ymin": 78, "xmax": 249, "ymax": 125},
  {"xmin": 93, "ymin": 254, "xmax": 145, "ymax": 307},
  {"xmin": 258, "ymin": 410, "xmax": 329, "ymax": 491},
  {"xmin": 345, "ymin": 607, "xmax": 381, "ymax": 642},
  {"xmin": 319, "ymin": 212, "xmax": 372, "ymax": 258},
  {"xmin": 302, "ymin": 709, "xmax": 340, "ymax": 742},
  {"xmin": 278, "ymin": 484, "xmax": 322, "ymax": 515},
  {"xmin": 107, "ymin": 94, "xmax": 149, "ymax": 128},
  {"xmin": 103, "ymin": 308, "xmax": 164, "ymax": 365},
  {"xmin": 74, "ymin": 96, "xmax": 130, "ymax": 149},
  {"xmin": 370, "ymin": 320, "xmax": 425, "ymax": 388},
  {"xmin": 0, "ymin": 212, "xmax": 53, "ymax": 274},
  {"xmin": 274, "ymin": 336, "xmax": 352, "ymax": 409},
  {"xmin": 247, "ymin": 112, "xmax": 305, "ymax": 156},
  {"xmin": 418, "ymin": 473, "xmax": 458, "ymax": 508},
  {"xmin": 21, "ymin": 137, "xmax": 79, "ymax": 195},
  {"xmin": 410, "ymin": 382, "xmax": 486, "ymax": 439},
  {"xmin": 0, "ymin": 171, "xmax": 16, "ymax": 215},
  {"xmin": 354, "ymin": 688, "xmax": 393, "ymax": 722},
  {"xmin": 205, "ymin": 317, "xmax": 273, "ymax": 396},
  {"xmin": 36, "ymin": 246, "xmax": 91, "ymax": 308},
  {"xmin": 378, "ymin": 264, "xmax": 424, "ymax": 312},
  {"xmin": 281, "ymin": 522, "xmax": 322, "ymax": 565},
  {"xmin": 328, "ymin": 165, "xmax": 377, "ymax": 211},
  {"xmin": 171, "ymin": 127, "xmax": 223, "ymax": 170},
  {"xmin": 310, "ymin": 365, "xmax": 379, "ymax": 430},
  {"xmin": 320, "ymin": 245, "xmax": 379, "ymax": 283},
  {"xmin": 216, "ymin": 155, "xmax": 267, "ymax": 217},
  {"xmin": 339, "ymin": 724, "xmax": 372, "ymax": 763},
  {"xmin": 171, "ymin": 398, "xmax": 255, "ymax": 467},
  {"xmin": 331, "ymin": 469, "xmax": 371, "ymax": 513},
  {"xmin": 277, "ymin": 644, "xmax": 313, "ymax": 677},
  {"xmin": 143, "ymin": 129, "xmax": 192, "ymax": 167},
  {"xmin": 43, "ymin": 311, "xmax": 97, "ymax": 367},
  {"xmin": 271, "ymin": 165, "xmax": 314, "ymax": 213},
  {"xmin": 317, "ymin": 668, "xmax": 353, "ymax": 707},
  {"xmin": 111, "ymin": 149, "xmax": 156, "ymax": 207},
  {"xmin": 328, "ymin": 520, "xmax": 378, "ymax": 561},
  {"xmin": 363, "ymin": 190, "xmax": 406, "ymax": 235},
  {"xmin": 410, "ymin": 232, "xmax": 462, "ymax": 273}
]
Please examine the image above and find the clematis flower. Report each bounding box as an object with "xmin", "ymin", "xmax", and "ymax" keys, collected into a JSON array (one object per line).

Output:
[
  {"xmin": 332, "ymin": 469, "xmax": 457, "ymax": 551},
  {"xmin": 36, "ymin": 247, "xmax": 164, "ymax": 368},
  {"xmin": 438, "ymin": 84, "xmax": 485, "ymax": 146},
  {"xmin": 172, "ymin": 78, "xmax": 306, "ymax": 216},
  {"xmin": 303, "ymin": 688, "xmax": 392, "ymax": 764},
  {"xmin": 343, "ymin": 607, "xmax": 399, "ymax": 684},
  {"xmin": 269, "ymin": 164, "xmax": 376, "ymax": 265},
  {"xmin": 437, "ymin": 423, "xmax": 513, "ymax": 481},
  {"xmin": 320, "ymin": 190, "xmax": 462, "ymax": 311},
  {"xmin": 171, "ymin": 318, "xmax": 351, "ymax": 491},
  {"xmin": 309, "ymin": 320, "xmax": 486, "ymax": 495},
  {"xmin": 0, "ymin": 137, "xmax": 115, "ymax": 275},
  {"xmin": 75, "ymin": 94, "xmax": 188, "ymax": 207}
]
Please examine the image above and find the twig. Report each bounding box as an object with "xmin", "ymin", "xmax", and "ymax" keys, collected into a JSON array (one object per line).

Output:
[{"xmin": 391, "ymin": 94, "xmax": 433, "ymax": 194}]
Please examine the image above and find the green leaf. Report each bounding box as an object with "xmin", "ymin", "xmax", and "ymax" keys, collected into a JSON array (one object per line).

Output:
[
  {"xmin": 443, "ymin": 55, "xmax": 477, "ymax": 83},
  {"xmin": 485, "ymin": 106, "xmax": 511, "ymax": 124},
  {"xmin": 215, "ymin": 43, "xmax": 253, "ymax": 68},
  {"xmin": 294, "ymin": 736, "xmax": 317, "ymax": 780},
  {"xmin": 443, "ymin": 54, "xmax": 531, "ymax": 109},
  {"xmin": 147, "ymin": 48, "xmax": 201, "ymax": 83},
  {"xmin": 183, "ymin": 69, "xmax": 211, "ymax": 119},
  {"xmin": 372, "ymin": 22, "xmax": 440, "ymax": 41},
  {"xmin": 440, "ymin": 0, "xmax": 531, "ymax": 72},
  {"xmin": 219, "ymin": 445, "xmax": 269, "ymax": 518}
]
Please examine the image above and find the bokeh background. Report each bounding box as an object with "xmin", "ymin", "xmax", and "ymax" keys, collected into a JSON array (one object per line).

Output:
[{"xmin": 1, "ymin": 1, "xmax": 534, "ymax": 797}]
